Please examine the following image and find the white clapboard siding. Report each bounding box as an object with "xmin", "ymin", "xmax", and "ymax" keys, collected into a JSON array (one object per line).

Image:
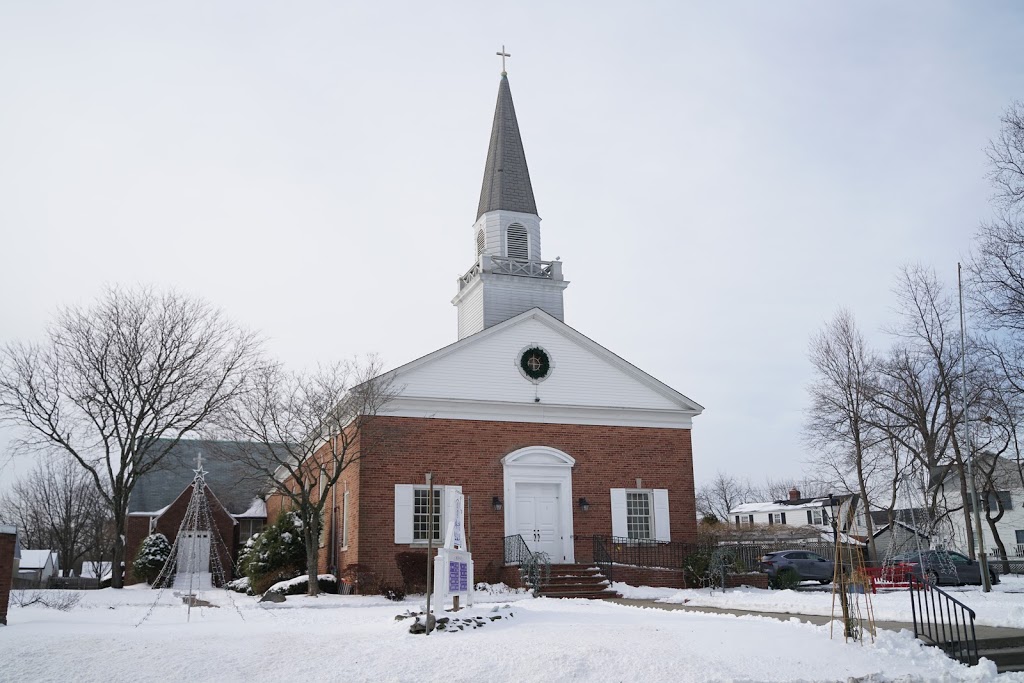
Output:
[
  {"xmin": 396, "ymin": 317, "xmax": 681, "ymax": 411},
  {"xmin": 457, "ymin": 285, "xmax": 484, "ymax": 340}
]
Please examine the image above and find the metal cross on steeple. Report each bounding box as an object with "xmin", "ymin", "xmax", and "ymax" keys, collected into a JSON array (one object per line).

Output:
[{"xmin": 496, "ymin": 45, "xmax": 510, "ymax": 74}]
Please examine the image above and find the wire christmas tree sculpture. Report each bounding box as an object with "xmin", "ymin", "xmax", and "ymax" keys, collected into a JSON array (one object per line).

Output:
[{"xmin": 150, "ymin": 454, "xmax": 234, "ymax": 613}]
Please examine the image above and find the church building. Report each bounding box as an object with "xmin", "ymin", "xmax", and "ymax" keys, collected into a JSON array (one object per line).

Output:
[{"xmin": 268, "ymin": 68, "xmax": 703, "ymax": 588}]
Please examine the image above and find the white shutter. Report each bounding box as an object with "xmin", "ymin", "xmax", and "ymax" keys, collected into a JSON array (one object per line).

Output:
[
  {"xmin": 394, "ymin": 485, "xmax": 414, "ymax": 544},
  {"xmin": 653, "ymin": 489, "xmax": 670, "ymax": 542},
  {"xmin": 610, "ymin": 488, "xmax": 627, "ymax": 538}
]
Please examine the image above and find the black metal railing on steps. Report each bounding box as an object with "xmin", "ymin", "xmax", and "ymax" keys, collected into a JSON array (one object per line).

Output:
[
  {"xmin": 503, "ymin": 534, "xmax": 550, "ymax": 596},
  {"xmin": 908, "ymin": 575, "xmax": 978, "ymax": 666},
  {"xmin": 593, "ymin": 535, "xmax": 614, "ymax": 585}
]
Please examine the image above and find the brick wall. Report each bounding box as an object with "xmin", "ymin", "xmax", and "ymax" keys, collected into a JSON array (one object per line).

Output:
[
  {"xmin": 0, "ymin": 530, "xmax": 14, "ymax": 625},
  {"xmin": 607, "ymin": 565, "xmax": 687, "ymax": 589},
  {"xmin": 353, "ymin": 415, "xmax": 695, "ymax": 586}
]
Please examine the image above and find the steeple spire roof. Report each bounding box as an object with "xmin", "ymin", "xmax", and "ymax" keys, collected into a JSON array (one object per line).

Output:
[{"xmin": 476, "ymin": 74, "xmax": 537, "ymax": 220}]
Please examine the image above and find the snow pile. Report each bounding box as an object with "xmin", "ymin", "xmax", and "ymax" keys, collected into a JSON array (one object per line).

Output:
[
  {"xmin": 615, "ymin": 574, "xmax": 1024, "ymax": 629},
  {"xmin": 3, "ymin": 584, "xmax": 1018, "ymax": 681}
]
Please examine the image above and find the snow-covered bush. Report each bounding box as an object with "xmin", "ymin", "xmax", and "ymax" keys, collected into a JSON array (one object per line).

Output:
[
  {"xmin": 132, "ymin": 533, "xmax": 172, "ymax": 585},
  {"xmin": 239, "ymin": 511, "xmax": 307, "ymax": 594},
  {"xmin": 225, "ymin": 576, "xmax": 252, "ymax": 595},
  {"xmin": 266, "ymin": 574, "xmax": 338, "ymax": 596}
]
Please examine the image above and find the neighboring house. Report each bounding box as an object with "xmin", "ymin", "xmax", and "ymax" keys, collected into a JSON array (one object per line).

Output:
[
  {"xmin": 932, "ymin": 456, "xmax": 1024, "ymax": 561},
  {"xmin": 868, "ymin": 509, "xmax": 932, "ymax": 562},
  {"xmin": 123, "ymin": 439, "xmax": 273, "ymax": 584},
  {"xmin": 17, "ymin": 549, "xmax": 59, "ymax": 587},
  {"xmin": 729, "ymin": 489, "xmax": 860, "ymax": 535},
  {"xmin": 265, "ymin": 72, "xmax": 704, "ymax": 588},
  {"xmin": 78, "ymin": 561, "xmax": 112, "ymax": 584}
]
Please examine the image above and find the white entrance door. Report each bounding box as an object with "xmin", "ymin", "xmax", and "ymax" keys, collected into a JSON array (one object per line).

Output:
[
  {"xmin": 177, "ymin": 531, "xmax": 211, "ymax": 574},
  {"xmin": 516, "ymin": 483, "xmax": 563, "ymax": 560}
]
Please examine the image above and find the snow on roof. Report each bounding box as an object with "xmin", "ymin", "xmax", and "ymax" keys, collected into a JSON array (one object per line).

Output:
[
  {"xmin": 233, "ymin": 498, "xmax": 267, "ymax": 519},
  {"xmin": 79, "ymin": 562, "xmax": 112, "ymax": 580},
  {"xmin": 730, "ymin": 499, "xmax": 830, "ymax": 515},
  {"xmin": 20, "ymin": 549, "xmax": 55, "ymax": 569},
  {"xmin": 128, "ymin": 503, "xmax": 170, "ymax": 518}
]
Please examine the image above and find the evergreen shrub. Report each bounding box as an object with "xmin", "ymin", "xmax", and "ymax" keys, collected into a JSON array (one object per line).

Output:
[{"xmin": 132, "ymin": 533, "xmax": 172, "ymax": 585}]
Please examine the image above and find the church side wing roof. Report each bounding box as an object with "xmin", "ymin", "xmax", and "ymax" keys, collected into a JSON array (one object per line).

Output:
[{"xmin": 129, "ymin": 439, "xmax": 275, "ymax": 515}]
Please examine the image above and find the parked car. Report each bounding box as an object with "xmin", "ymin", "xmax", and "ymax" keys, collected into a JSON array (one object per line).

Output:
[
  {"xmin": 759, "ymin": 550, "xmax": 836, "ymax": 586},
  {"xmin": 888, "ymin": 549, "xmax": 1000, "ymax": 587}
]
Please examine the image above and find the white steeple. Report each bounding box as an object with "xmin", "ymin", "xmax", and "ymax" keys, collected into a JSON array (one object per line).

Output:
[{"xmin": 452, "ymin": 71, "xmax": 568, "ymax": 340}]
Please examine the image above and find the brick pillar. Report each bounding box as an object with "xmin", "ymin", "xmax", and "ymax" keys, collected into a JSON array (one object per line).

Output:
[{"xmin": 0, "ymin": 526, "xmax": 16, "ymax": 626}]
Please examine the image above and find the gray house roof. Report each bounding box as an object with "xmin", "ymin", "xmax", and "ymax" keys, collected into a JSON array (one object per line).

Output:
[
  {"xmin": 476, "ymin": 73, "xmax": 538, "ymax": 220},
  {"xmin": 129, "ymin": 439, "xmax": 274, "ymax": 516}
]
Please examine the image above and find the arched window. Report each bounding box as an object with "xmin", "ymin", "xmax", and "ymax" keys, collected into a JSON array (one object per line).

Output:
[
  {"xmin": 506, "ymin": 223, "xmax": 528, "ymax": 260},
  {"xmin": 476, "ymin": 230, "xmax": 485, "ymax": 257}
]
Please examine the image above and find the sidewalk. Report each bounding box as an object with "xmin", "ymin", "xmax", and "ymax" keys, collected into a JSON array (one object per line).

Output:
[{"xmin": 607, "ymin": 598, "xmax": 1024, "ymax": 641}]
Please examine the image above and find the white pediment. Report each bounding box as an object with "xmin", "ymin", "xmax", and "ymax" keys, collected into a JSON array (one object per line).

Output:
[{"xmin": 379, "ymin": 309, "xmax": 702, "ymax": 428}]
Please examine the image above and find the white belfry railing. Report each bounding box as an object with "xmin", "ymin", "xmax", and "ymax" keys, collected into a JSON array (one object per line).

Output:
[{"xmin": 458, "ymin": 254, "xmax": 562, "ymax": 290}]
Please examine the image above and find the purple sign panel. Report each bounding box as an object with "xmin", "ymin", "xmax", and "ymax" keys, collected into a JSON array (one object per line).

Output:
[
  {"xmin": 448, "ymin": 560, "xmax": 460, "ymax": 591},
  {"xmin": 448, "ymin": 561, "xmax": 469, "ymax": 592}
]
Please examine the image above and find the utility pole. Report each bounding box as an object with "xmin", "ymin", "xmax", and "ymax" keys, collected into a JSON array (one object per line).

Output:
[{"xmin": 958, "ymin": 263, "xmax": 991, "ymax": 593}]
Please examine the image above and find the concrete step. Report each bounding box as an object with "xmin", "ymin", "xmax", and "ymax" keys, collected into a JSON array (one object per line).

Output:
[
  {"xmin": 542, "ymin": 574, "xmax": 608, "ymax": 585},
  {"xmin": 978, "ymin": 645, "xmax": 1024, "ymax": 669},
  {"xmin": 538, "ymin": 588, "xmax": 620, "ymax": 600}
]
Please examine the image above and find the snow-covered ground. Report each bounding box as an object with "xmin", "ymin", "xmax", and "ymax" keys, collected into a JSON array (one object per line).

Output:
[
  {"xmin": 2, "ymin": 581, "xmax": 1021, "ymax": 682},
  {"xmin": 616, "ymin": 575, "xmax": 1024, "ymax": 630}
]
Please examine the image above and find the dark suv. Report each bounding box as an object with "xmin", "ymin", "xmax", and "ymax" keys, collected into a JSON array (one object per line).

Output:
[
  {"xmin": 759, "ymin": 550, "xmax": 836, "ymax": 585},
  {"xmin": 889, "ymin": 550, "xmax": 1000, "ymax": 587}
]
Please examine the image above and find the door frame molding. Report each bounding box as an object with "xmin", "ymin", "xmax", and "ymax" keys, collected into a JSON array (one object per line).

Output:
[{"xmin": 501, "ymin": 446, "xmax": 575, "ymax": 564}]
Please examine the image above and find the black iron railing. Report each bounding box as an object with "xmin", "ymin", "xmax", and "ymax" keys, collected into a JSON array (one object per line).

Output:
[
  {"xmin": 503, "ymin": 534, "xmax": 550, "ymax": 596},
  {"xmin": 908, "ymin": 575, "xmax": 978, "ymax": 666},
  {"xmin": 593, "ymin": 535, "xmax": 614, "ymax": 584}
]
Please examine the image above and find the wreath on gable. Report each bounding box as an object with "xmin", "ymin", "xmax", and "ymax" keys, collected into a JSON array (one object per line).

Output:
[{"xmin": 520, "ymin": 347, "xmax": 551, "ymax": 381}]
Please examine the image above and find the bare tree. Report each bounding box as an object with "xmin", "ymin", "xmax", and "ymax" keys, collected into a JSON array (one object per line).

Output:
[
  {"xmin": 872, "ymin": 266, "xmax": 984, "ymax": 555},
  {"xmin": 223, "ymin": 357, "xmax": 394, "ymax": 596},
  {"xmin": 986, "ymin": 101, "xmax": 1024, "ymax": 212},
  {"xmin": 0, "ymin": 456, "xmax": 107, "ymax": 573},
  {"xmin": 804, "ymin": 310, "xmax": 882, "ymax": 557},
  {"xmin": 0, "ymin": 287, "xmax": 260, "ymax": 587},
  {"xmin": 695, "ymin": 472, "xmax": 754, "ymax": 523}
]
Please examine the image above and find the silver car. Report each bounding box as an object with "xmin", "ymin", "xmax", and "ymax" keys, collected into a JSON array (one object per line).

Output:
[{"xmin": 759, "ymin": 550, "xmax": 836, "ymax": 585}]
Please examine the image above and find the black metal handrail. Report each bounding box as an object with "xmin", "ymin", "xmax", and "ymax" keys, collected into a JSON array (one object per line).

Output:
[
  {"xmin": 593, "ymin": 535, "xmax": 614, "ymax": 584},
  {"xmin": 908, "ymin": 575, "xmax": 978, "ymax": 666},
  {"xmin": 503, "ymin": 534, "xmax": 549, "ymax": 596},
  {"xmin": 504, "ymin": 534, "xmax": 533, "ymax": 565}
]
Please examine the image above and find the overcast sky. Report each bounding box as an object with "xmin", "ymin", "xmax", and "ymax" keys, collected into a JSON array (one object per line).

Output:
[{"xmin": 2, "ymin": 1, "xmax": 1023, "ymax": 495}]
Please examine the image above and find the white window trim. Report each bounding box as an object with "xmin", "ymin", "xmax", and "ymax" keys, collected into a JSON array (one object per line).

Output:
[
  {"xmin": 769, "ymin": 512, "xmax": 787, "ymax": 525},
  {"xmin": 611, "ymin": 488, "xmax": 670, "ymax": 542},
  {"xmin": 394, "ymin": 484, "xmax": 462, "ymax": 546}
]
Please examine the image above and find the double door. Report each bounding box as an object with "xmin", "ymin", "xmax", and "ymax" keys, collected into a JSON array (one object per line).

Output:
[
  {"xmin": 177, "ymin": 531, "xmax": 211, "ymax": 574},
  {"xmin": 515, "ymin": 483, "xmax": 563, "ymax": 561}
]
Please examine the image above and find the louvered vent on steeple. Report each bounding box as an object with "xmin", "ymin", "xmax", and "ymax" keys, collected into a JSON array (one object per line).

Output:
[
  {"xmin": 507, "ymin": 224, "xmax": 528, "ymax": 259},
  {"xmin": 476, "ymin": 230, "xmax": 485, "ymax": 256}
]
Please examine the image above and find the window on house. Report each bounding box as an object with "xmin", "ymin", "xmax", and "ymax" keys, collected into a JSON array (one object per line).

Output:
[
  {"xmin": 507, "ymin": 224, "xmax": 528, "ymax": 260},
  {"xmin": 807, "ymin": 509, "xmax": 828, "ymax": 525},
  {"xmin": 413, "ymin": 488, "xmax": 443, "ymax": 542},
  {"xmin": 968, "ymin": 491, "xmax": 1014, "ymax": 512},
  {"xmin": 734, "ymin": 515, "xmax": 754, "ymax": 528},
  {"xmin": 342, "ymin": 491, "xmax": 350, "ymax": 549},
  {"xmin": 239, "ymin": 519, "xmax": 264, "ymax": 543},
  {"xmin": 768, "ymin": 512, "xmax": 787, "ymax": 525},
  {"xmin": 626, "ymin": 491, "xmax": 653, "ymax": 540},
  {"xmin": 1015, "ymin": 530, "xmax": 1024, "ymax": 547}
]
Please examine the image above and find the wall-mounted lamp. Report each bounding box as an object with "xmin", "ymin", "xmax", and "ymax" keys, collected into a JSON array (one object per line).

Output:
[
  {"xmin": 578, "ymin": 497, "xmax": 590, "ymax": 512},
  {"xmin": 492, "ymin": 496, "xmax": 503, "ymax": 512}
]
